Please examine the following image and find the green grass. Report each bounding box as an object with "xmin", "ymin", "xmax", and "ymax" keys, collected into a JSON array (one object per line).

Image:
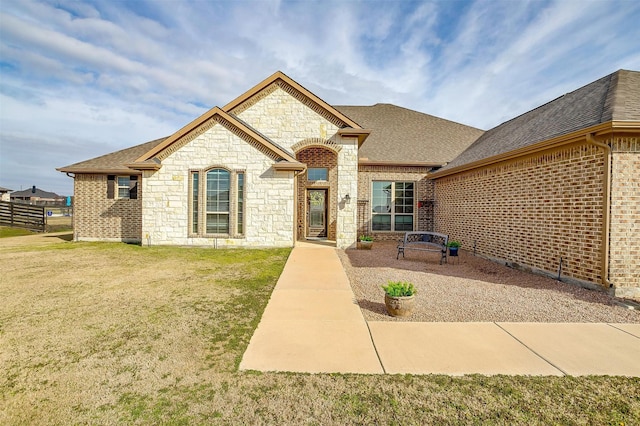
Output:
[
  {"xmin": 1, "ymin": 238, "xmax": 639, "ymax": 425},
  {"xmin": 0, "ymin": 226, "xmax": 35, "ymax": 238}
]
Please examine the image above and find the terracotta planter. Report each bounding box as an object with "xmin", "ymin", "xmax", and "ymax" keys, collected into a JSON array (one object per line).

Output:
[
  {"xmin": 384, "ymin": 294, "xmax": 415, "ymax": 317},
  {"xmin": 358, "ymin": 240, "xmax": 373, "ymax": 250}
]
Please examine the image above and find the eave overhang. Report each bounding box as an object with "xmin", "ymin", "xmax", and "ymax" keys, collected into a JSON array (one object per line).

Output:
[
  {"xmin": 338, "ymin": 128, "xmax": 371, "ymax": 147},
  {"xmin": 273, "ymin": 161, "xmax": 307, "ymax": 172},
  {"xmin": 56, "ymin": 167, "xmax": 143, "ymax": 175},
  {"xmin": 125, "ymin": 158, "xmax": 162, "ymax": 171},
  {"xmin": 429, "ymin": 121, "xmax": 640, "ymax": 179}
]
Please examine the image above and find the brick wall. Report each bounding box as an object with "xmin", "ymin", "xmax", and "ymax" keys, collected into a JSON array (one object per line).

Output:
[
  {"xmin": 609, "ymin": 137, "xmax": 640, "ymax": 298},
  {"xmin": 357, "ymin": 165, "xmax": 434, "ymax": 241},
  {"xmin": 296, "ymin": 147, "xmax": 338, "ymax": 241},
  {"xmin": 74, "ymin": 174, "xmax": 142, "ymax": 242},
  {"xmin": 435, "ymin": 142, "xmax": 606, "ymax": 286}
]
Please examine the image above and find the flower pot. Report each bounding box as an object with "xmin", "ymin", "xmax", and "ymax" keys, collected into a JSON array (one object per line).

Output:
[
  {"xmin": 384, "ymin": 294, "xmax": 415, "ymax": 317},
  {"xmin": 448, "ymin": 247, "xmax": 459, "ymax": 256},
  {"xmin": 358, "ymin": 240, "xmax": 373, "ymax": 250}
]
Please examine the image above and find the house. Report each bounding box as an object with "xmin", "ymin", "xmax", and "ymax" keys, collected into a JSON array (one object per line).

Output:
[
  {"xmin": 9, "ymin": 186, "xmax": 65, "ymax": 205},
  {"xmin": 58, "ymin": 69, "xmax": 639, "ymax": 300},
  {"xmin": 0, "ymin": 186, "xmax": 11, "ymax": 202},
  {"xmin": 57, "ymin": 71, "xmax": 480, "ymax": 248},
  {"xmin": 431, "ymin": 70, "xmax": 640, "ymax": 300}
]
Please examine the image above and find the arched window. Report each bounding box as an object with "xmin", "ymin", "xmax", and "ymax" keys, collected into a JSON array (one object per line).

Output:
[
  {"xmin": 190, "ymin": 167, "xmax": 244, "ymax": 237},
  {"xmin": 206, "ymin": 168, "xmax": 230, "ymax": 234}
]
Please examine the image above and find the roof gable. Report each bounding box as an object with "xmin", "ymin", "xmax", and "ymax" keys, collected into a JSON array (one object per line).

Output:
[
  {"xmin": 439, "ymin": 69, "xmax": 640, "ymax": 174},
  {"xmin": 224, "ymin": 71, "xmax": 362, "ymax": 130},
  {"xmin": 134, "ymin": 107, "xmax": 298, "ymax": 165}
]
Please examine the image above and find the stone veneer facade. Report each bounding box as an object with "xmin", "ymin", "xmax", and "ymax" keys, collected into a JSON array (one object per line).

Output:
[
  {"xmin": 74, "ymin": 173, "xmax": 142, "ymax": 242},
  {"xmin": 357, "ymin": 165, "xmax": 434, "ymax": 241},
  {"xmin": 138, "ymin": 84, "xmax": 358, "ymax": 249},
  {"xmin": 141, "ymin": 122, "xmax": 295, "ymax": 247}
]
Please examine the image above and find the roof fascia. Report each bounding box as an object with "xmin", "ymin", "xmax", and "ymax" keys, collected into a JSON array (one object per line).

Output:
[
  {"xmin": 134, "ymin": 107, "xmax": 297, "ymax": 164},
  {"xmin": 56, "ymin": 167, "xmax": 143, "ymax": 175},
  {"xmin": 273, "ymin": 161, "xmax": 307, "ymax": 171},
  {"xmin": 429, "ymin": 122, "xmax": 622, "ymax": 179},
  {"xmin": 223, "ymin": 71, "xmax": 363, "ymax": 129},
  {"xmin": 358, "ymin": 159, "xmax": 443, "ymax": 167}
]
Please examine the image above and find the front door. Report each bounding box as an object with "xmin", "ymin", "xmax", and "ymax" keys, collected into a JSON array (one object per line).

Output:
[{"xmin": 307, "ymin": 189, "xmax": 327, "ymax": 238}]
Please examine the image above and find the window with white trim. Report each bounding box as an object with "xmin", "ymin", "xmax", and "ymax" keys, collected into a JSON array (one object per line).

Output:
[
  {"xmin": 107, "ymin": 175, "xmax": 138, "ymax": 200},
  {"xmin": 371, "ymin": 181, "xmax": 414, "ymax": 231},
  {"xmin": 117, "ymin": 176, "xmax": 130, "ymax": 199}
]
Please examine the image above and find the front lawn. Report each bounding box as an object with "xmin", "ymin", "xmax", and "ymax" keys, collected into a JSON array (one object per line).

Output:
[{"xmin": 1, "ymin": 239, "xmax": 638, "ymax": 424}]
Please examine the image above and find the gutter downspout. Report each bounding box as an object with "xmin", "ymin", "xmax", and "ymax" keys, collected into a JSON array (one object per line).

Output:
[{"xmin": 586, "ymin": 133, "xmax": 612, "ymax": 289}]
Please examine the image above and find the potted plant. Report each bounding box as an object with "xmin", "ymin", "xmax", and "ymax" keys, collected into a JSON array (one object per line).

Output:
[
  {"xmin": 447, "ymin": 240, "xmax": 460, "ymax": 257},
  {"xmin": 382, "ymin": 281, "xmax": 416, "ymax": 317},
  {"xmin": 358, "ymin": 235, "xmax": 374, "ymax": 250}
]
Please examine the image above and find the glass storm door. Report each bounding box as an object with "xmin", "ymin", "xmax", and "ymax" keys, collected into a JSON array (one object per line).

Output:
[{"xmin": 307, "ymin": 189, "xmax": 327, "ymax": 238}]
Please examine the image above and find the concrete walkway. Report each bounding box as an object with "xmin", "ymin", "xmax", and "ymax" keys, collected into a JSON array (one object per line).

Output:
[{"xmin": 240, "ymin": 243, "xmax": 640, "ymax": 376}]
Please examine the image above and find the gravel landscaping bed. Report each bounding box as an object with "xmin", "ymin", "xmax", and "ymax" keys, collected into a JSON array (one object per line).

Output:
[{"xmin": 338, "ymin": 242, "xmax": 640, "ymax": 323}]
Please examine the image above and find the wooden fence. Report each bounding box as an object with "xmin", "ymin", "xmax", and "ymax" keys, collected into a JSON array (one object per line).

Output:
[{"xmin": 0, "ymin": 201, "xmax": 46, "ymax": 232}]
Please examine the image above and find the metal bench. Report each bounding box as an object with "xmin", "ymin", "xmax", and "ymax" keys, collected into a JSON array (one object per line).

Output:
[{"xmin": 397, "ymin": 231, "xmax": 449, "ymax": 264}]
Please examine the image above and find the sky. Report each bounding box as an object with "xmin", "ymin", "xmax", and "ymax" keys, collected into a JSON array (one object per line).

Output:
[{"xmin": 1, "ymin": 0, "xmax": 639, "ymax": 196}]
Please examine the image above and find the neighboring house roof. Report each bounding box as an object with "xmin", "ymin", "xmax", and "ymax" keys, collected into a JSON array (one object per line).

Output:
[
  {"xmin": 0, "ymin": 186, "xmax": 12, "ymax": 193},
  {"xmin": 335, "ymin": 104, "xmax": 484, "ymax": 166},
  {"xmin": 10, "ymin": 188, "xmax": 63, "ymax": 199},
  {"xmin": 57, "ymin": 138, "xmax": 167, "ymax": 174},
  {"xmin": 438, "ymin": 69, "xmax": 640, "ymax": 174}
]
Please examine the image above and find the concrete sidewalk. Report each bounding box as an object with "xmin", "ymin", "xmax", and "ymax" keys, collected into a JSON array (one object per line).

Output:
[
  {"xmin": 240, "ymin": 243, "xmax": 640, "ymax": 376},
  {"xmin": 239, "ymin": 242, "xmax": 383, "ymax": 373}
]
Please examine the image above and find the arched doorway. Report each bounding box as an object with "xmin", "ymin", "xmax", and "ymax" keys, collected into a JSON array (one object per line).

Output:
[{"xmin": 296, "ymin": 147, "xmax": 338, "ymax": 241}]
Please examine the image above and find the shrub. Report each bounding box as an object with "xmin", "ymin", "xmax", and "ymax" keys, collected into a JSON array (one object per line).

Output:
[
  {"xmin": 447, "ymin": 241, "xmax": 461, "ymax": 248},
  {"xmin": 382, "ymin": 281, "xmax": 416, "ymax": 297},
  {"xmin": 359, "ymin": 235, "xmax": 373, "ymax": 242}
]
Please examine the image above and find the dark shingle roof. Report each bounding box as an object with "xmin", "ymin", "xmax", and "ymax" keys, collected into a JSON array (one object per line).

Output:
[
  {"xmin": 442, "ymin": 69, "xmax": 640, "ymax": 171},
  {"xmin": 10, "ymin": 188, "xmax": 62, "ymax": 199},
  {"xmin": 57, "ymin": 137, "xmax": 167, "ymax": 173},
  {"xmin": 334, "ymin": 104, "xmax": 484, "ymax": 165}
]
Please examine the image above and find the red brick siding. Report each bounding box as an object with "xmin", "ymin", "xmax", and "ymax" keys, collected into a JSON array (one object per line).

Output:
[
  {"xmin": 435, "ymin": 143, "xmax": 606, "ymax": 286},
  {"xmin": 296, "ymin": 147, "xmax": 338, "ymax": 241},
  {"xmin": 74, "ymin": 174, "xmax": 142, "ymax": 241}
]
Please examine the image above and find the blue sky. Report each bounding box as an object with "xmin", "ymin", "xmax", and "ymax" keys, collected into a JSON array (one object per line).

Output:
[{"xmin": 1, "ymin": 0, "xmax": 639, "ymax": 196}]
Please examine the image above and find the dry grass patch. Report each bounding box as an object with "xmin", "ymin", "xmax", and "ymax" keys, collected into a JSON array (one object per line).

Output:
[
  {"xmin": 1, "ymin": 240, "xmax": 289, "ymax": 424},
  {"xmin": 1, "ymin": 237, "xmax": 639, "ymax": 425}
]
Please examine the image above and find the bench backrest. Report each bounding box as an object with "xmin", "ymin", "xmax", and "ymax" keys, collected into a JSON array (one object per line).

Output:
[{"xmin": 403, "ymin": 231, "xmax": 448, "ymax": 247}]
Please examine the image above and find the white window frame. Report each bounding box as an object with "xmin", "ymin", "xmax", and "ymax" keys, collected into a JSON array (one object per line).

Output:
[{"xmin": 116, "ymin": 176, "xmax": 130, "ymax": 199}]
